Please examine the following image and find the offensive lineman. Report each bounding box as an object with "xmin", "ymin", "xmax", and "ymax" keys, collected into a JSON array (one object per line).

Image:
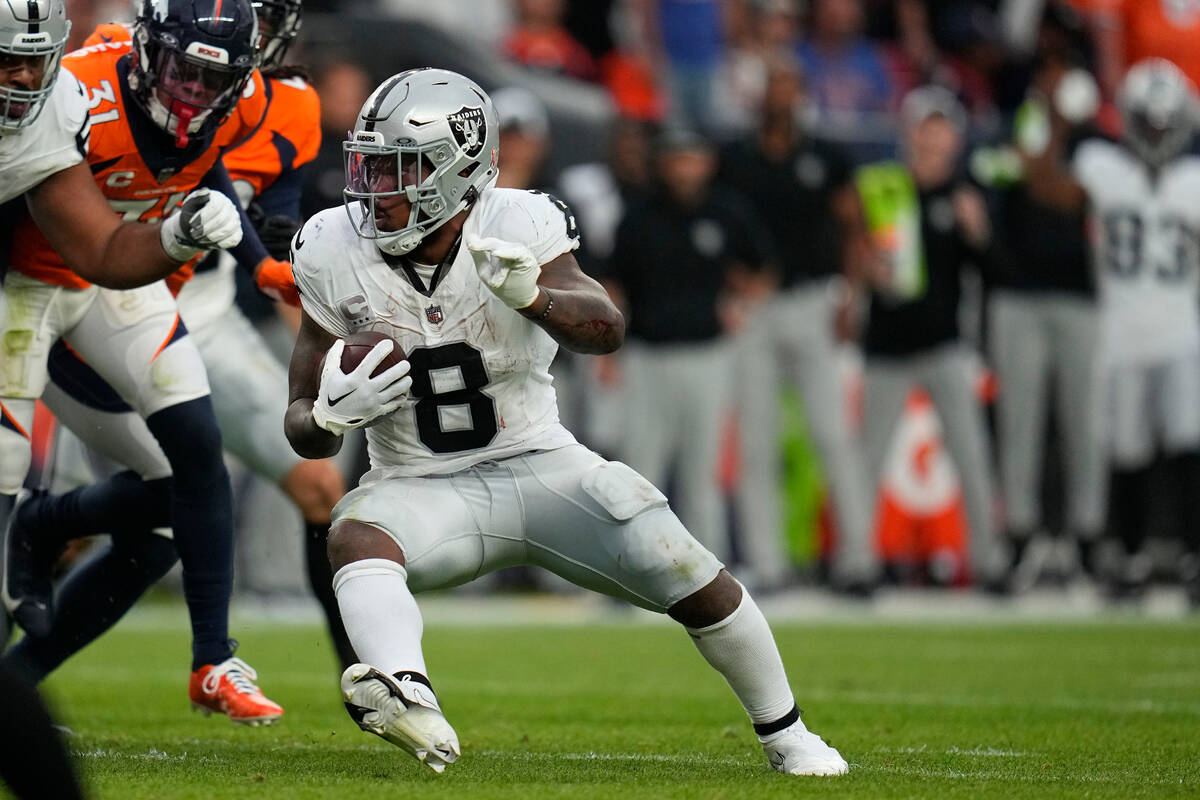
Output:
[
  {"xmin": 285, "ymin": 68, "xmax": 848, "ymax": 776},
  {"xmin": 1028, "ymin": 58, "xmax": 1200, "ymax": 598}
]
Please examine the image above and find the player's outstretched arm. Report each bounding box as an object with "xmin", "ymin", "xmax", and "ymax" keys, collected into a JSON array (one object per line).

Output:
[
  {"xmin": 24, "ymin": 162, "xmax": 184, "ymax": 289},
  {"xmin": 285, "ymin": 309, "xmax": 343, "ymax": 459}
]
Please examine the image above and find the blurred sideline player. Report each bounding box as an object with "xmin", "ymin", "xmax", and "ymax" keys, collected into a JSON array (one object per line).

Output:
[
  {"xmin": 1027, "ymin": 58, "xmax": 1200, "ymax": 600},
  {"xmin": 285, "ymin": 68, "xmax": 847, "ymax": 776},
  {"xmin": 718, "ymin": 57, "xmax": 878, "ymax": 591},
  {"xmin": 15, "ymin": 0, "xmax": 356, "ymax": 673},
  {"xmin": 991, "ymin": 60, "xmax": 1107, "ymax": 583},
  {"xmin": 853, "ymin": 87, "xmax": 1007, "ymax": 587},
  {"xmin": 0, "ymin": 0, "xmax": 284, "ymax": 722}
]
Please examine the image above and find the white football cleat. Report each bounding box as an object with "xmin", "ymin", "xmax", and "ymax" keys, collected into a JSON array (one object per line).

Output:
[
  {"xmin": 341, "ymin": 664, "xmax": 460, "ymax": 774},
  {"xmin": 760, "ymin": 723, "xmax": 848, "ymax": 776}
]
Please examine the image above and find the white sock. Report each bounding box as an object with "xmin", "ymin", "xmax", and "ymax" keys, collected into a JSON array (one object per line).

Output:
[
  {"xmin": 333, "ymin": 558, "xmax": 427, "ymax": 677},
  {"xmin": 685, "ymin": 587, "xmax": 801, "ymax": 737}
]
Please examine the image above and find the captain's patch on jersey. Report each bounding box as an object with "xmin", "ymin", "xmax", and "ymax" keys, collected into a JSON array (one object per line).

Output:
[{"xmin": 448, "ymin": 106, "xmax": 486, "ymax": 157}]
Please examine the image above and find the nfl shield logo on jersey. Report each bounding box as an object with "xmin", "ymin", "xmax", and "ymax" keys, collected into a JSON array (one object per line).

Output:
[{"xmin": 425, "ymin": 304, "xmax": 444, "ymax": 325}]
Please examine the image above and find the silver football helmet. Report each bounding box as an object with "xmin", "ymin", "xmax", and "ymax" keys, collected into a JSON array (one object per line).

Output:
[
  {"xmin": 344, "ymin": 68, "xmax": 499, "ymax": 256},
  {"xmin": 0, "ymin": 0, "xmax": 70, "ymax": 134},
  {"xmin": 1117, "ymin": 58, "xmax": 1198, "ymax": 167}
]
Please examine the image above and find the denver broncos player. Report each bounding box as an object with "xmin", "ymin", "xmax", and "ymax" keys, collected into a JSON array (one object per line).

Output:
[
  {"xmin": 0, "ymin": 0, "xmax": 241, "ymax": 660},
  {"xmin": 4, "ymin": 0, "xmax": 353, "ymax": 683},
  {"xmin": 285, "ymin": 68, "xmax": 847, "ymax": 776},
  {"xmin": 0, "ymin": 0, "xmax": 240, "ymax": 292},
  {"xmin": 177, "ymin": 0, "xmax": 353, "ymax": 666},
  {"xmin": 0, "ymin": 0, "xmax": 283, "ymax": 723}
]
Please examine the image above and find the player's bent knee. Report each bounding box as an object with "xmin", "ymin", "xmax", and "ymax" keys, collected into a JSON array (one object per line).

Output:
[
  {"xmin": 668, "ymin": 569, "xmax": 743, "ymax": 629},
  {"xmin": 328, "ymin": 520, "xmax": 406, "ymax": 573}
]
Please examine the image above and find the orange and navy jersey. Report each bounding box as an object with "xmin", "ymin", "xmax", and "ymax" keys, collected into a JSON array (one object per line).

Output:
[
  {"xmin": 10, "ymin": 25, "xmax": 268, "ymax": 290},
  {"xmin": 158, "ymin": 75, "xmax": 321, "ymax": 296},
  {"xmin": 224, "ymin": 72, "xmax": 321, "ymax": 199}
]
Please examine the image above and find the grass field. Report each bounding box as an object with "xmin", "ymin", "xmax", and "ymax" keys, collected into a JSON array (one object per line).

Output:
[{"xmin": 30, "ymin": 610, "xmax": 1200, "ymax": 799}]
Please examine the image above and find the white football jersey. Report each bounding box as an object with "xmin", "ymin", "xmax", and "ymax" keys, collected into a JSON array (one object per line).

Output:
[
  {"xmin": 293, "ymin": 187, "xmax": 580, "ymax": 476},
  {"xmin": 1073, "ymin": 139, "xmax": 1200, "ymax": 363},
  {"xmin": 0, "ymin": 68, "xmax": 90, "ymax": 204}
]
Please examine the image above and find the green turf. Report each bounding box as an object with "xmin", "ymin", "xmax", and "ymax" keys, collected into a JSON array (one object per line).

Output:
[{"xmin": 29, "ymin": 616, "xmax": 1200, "ymax": 799}]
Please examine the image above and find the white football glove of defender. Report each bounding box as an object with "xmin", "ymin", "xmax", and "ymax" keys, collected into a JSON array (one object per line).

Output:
[
  {"xmin": 465, "ymin": 234, "xmax": 542, "ymax": 309},
  {"xmin": 159, "ymin": 188, "xmax": 244, "ymax": 262},
  {"xmin": 312, "ymin": 339, "xmax": 413, "ymax": 437}
]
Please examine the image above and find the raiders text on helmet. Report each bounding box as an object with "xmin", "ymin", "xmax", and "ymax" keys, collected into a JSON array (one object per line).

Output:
[
  {"xmin": 129, "ymin": 0, "xmax": 258, "ymax": 147},
  {"xmin": 0, "ymin": 0, "xmax": 70, "ymax": 133},
  {"xmin": 343, "ymin": 68, "xmax": 500, "ymax": 256}
]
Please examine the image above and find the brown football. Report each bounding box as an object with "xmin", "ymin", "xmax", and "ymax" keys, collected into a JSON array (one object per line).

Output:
[{"xmin": 340, "ymin": 329, "xmax": 406, "ymax": 377}]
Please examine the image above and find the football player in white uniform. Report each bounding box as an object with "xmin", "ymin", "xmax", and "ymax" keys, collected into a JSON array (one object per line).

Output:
[
  {"xmin": 1028, "ymin": 58, "xmax": 1200, "ymax": 596},
  {"xmin": 285, "ymin": 69, "xmax": 848, "ymax": 777}
]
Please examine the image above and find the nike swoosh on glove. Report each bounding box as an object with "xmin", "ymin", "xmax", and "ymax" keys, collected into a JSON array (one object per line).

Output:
[
  {"xmin": 159, "ymin": 188, "xmax": 244, "ymax": 262},
  {"xmin": 255, "ymin": 257, "xmax": 300, "ymax": 306},
  {"xmin": 312, "ymin": 339, "xmax": 412, "ymax": 437},
  {"xmin": 465, "ymin": 234, "xmax": 542, "ymax": 309}
]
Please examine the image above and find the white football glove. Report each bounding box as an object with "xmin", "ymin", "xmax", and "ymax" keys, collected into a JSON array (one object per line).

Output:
[
  {"xmin": 465, "ymin": 234, "xmax": 542, "ymax": 309},
  {"xmin": 159, "ymin": 188, "xmax": 244, "ymax": 262},
  {"xmin": 311, "ymin": 339, "xmax": 412, "ymax": 437}
]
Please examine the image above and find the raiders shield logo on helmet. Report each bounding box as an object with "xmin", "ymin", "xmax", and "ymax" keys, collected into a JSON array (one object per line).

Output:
[{"xmin": 447, "ymin": 106, "xmax": 486, "ymax": 157}]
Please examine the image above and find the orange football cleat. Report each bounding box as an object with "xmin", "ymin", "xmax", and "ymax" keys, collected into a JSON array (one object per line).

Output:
[{"xmin": 189, "ymin": 657, "xmax": 283, "ymax": 726}]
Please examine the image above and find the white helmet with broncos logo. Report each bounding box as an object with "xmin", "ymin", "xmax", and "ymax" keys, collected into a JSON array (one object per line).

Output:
[
  {"xmin": 0, "ymin": 0, "xmax": 70, "ymax": 133},
  {"xmin": 343, "ymin": 68, "xmax": 499, "ymax": 256}
]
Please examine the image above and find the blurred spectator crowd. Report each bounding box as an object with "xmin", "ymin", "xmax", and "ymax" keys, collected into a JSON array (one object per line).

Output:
[{"xmin": 54, "ymin": 0, "xmax": 1200, "ymax": 606}]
